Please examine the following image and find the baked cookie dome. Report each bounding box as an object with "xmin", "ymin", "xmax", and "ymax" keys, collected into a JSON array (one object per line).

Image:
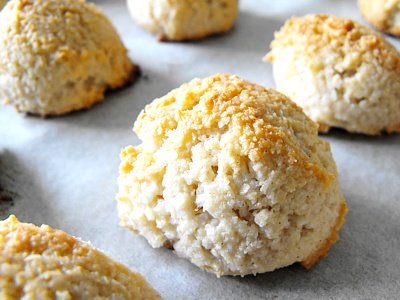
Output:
[
  {"xmin": 117, "ymin": 74, "xmax": 347, "ymax": 277},
  {"xmin": 127, "ymin": 0, "xmax": 238, "ymax": 41},
  {"xmin": 0, "ymin": 0, "xmax": 137, "ymax": 117},
  {"xmin": 359, "ymin": 0, "xmax": 400, "ymax": 36},
  {"xmin": 0, "ymin": 215, "xmax": 161, "ymax": 299},
  {"xmin": 265, "ymin": 14, "xmax": 400, "ymax": 135}
]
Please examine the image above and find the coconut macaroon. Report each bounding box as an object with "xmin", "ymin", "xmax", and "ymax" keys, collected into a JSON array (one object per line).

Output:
[
  {"xmin": 127, "ymin": 0, "xmax": 238, "ymax": 41},
  {"xmin": 265, "ymin": 14, "xmax": 400, "ymax": 135},
  {"xmin": 0, "ymin": 0, "xmax": 137, "ymax": 117},
  {"xmin": 0, "ymin": 215, "xmax": 161, "ymax": 299},
  {"xmin": 359, "ymin": 0, "xmax": 400, "ymax": 36},
  {"xmin": 117, "ymin": 74, "xmax": 347, "ymax": 277}
]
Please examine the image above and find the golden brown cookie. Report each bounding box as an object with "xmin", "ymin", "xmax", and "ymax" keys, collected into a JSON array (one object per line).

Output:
[
  {"xmin": 0, "ymin": 215, "xmax": 161, "ymax": 299},
  {"xmin": 359, "ymin": 0, "xmax": 400, "ymax": 36},
  {"xmin": 0, "ymin": 0, "xmax": 137, "ymax": 117},
  {"xmin": 265, "ymin": 14, "xmax": 400, "ymax": 135},
  {"xmin": 117, "ymin": 74, "xmax": 347, "ymax": 277},
  {"xmin": 127, "ymin": 0, "xmax": 238, "ymax": 41}
]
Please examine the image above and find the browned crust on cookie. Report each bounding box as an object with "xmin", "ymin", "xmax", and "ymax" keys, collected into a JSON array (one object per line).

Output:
[
  {"xmin": 318, "ymin": 122, "xmax": 400, "ymax": 136},
  {"xmin": 266, "ymin": 14, "xmax": 400, "ymax": 71},
  {"xmin": 24, "ymin": 62, "xmax": 141, "ymax": 118},
  {"xmin": 163, "ymin": 240, "xmax": 174, "ymax": 250},
  {"xmin": 317, "ymin": 122, "xmax": 331, "ymax": 133},
  {"xmin": 301, "ymin": 200, "xmax": 348, "ymax": 269},
  {"xmin": 156, "ymin": 26, "xmax": 235, "ymax": 42},
  {"xmin": 385, "ymin": 121, "xmax": 400, "ymax": 133},
  {"xmin": 0, "ymin": 215, "xmax": 161, "ymax": 299},
  {"xmin": 109, "ymin": 62, "xmax": 142, "ymax": 92}
]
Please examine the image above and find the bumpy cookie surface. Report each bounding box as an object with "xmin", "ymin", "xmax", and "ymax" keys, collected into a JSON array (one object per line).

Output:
[
  {"xmin": 0, "ymin": 215, "xmax": 161, "ymax": 299},
  {"xmin": 359, "ymin": 0, "xmax": 400, "ymax": 36},
  {"xmin": 265, "ymin": 14, "xmax": 400, "ymax": 135},
  {"xmin": 0, "ymin": 0, "xmax": 136, "ymax": 116},
  {"xmin": 127, "ymin": 0, "xmax": 238, "ymax": 41},
  {"xmin": 117, "ymin": 74, "xmax": 347, "ymax": 277}
]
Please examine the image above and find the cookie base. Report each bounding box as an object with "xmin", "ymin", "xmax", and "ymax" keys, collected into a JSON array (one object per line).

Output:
[{"xmin": 301, "ymin": 200, "xmax": 348, "ymax": 269}]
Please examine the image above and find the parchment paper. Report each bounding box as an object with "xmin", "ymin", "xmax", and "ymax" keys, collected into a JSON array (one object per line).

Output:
[{"xmin": 1, "ymin": 0, "xmax": 399, "ymax": 299}]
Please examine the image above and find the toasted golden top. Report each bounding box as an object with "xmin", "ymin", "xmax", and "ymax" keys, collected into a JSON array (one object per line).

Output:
[
  {"xmin": 266, "ymin": 14, "xmax": 400, "ymax": 71},
  {"xmin": 0, "ymin": 0, "xmax": 127, "ymax": 70},
  {"xmin": 132, "ymin": 74, "xmax": 336, "ymax": 184},
  {"xmin": 0, "ymin": 215, "xmax": 161, "ymax": 300}
]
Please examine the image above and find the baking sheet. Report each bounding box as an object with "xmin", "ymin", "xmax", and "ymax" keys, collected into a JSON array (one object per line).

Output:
[{"xmin": 1, "ymin": 0, "xmax": 400, "ymax": 299}]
